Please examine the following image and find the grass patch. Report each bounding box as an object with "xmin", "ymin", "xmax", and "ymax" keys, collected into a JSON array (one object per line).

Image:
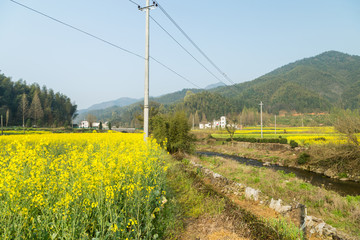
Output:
[
  {"xmin": 161, "ymin": 157, "xmax": 226, "ymax": 238},
  {"xmin": 263, "ymin": 218, "xmax": 303, "ymax": 240},
  {"xmin": 191, "ymin": 154, "xmax": 360, "ymax": 237}
]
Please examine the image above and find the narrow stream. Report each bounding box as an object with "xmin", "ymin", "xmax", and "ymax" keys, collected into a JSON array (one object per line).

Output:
[{"xmin": 197, "ymin": 151, "xmax": 360, "ymax": 196}]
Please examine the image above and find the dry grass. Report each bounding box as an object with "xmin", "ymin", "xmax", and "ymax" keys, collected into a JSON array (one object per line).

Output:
[
  {"xmin": 307, "ymin": 144, "xmax": 360, "ymax": 177},
  {"xmin": 191, "ymin": 154, "xmax": 360, "ymax": 238},
  {"xmin": 181, "ymin": 215, "xmax": 250, "ymax": 240}
]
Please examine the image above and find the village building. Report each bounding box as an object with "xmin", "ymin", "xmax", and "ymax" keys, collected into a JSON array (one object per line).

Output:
[
  {"xmin": 80, "ymin": 120, "xmax": 89, "ymax": 128},
  {"xmin": 199, "ymin": 116, "xmax": 227, "ymax": 129},
  {"xmin": 79, "ymin": 121, "xmax": 108, "ymax": 129}
]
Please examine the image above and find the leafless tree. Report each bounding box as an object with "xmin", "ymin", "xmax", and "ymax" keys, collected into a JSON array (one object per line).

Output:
[
  {"xmin": 19, "ymin": 93, "xmax": 29, "ymax": 128},
  {"xmin": 30, "ymin": 91, "xmax": 44, "ymax": 126},
  {"xmin": 332, "ymin": 109, "xmax": 360, "ymax": 146},
  {"xmin": 226, "ymin": 113, "xmax": 238, "ymax": 144},
  {"xmin": 5, "ymin": 109, "xmax": 9, "ymax": 127},
  {"xmin": 86, "ymin": 114, "xmax": 97, "ymax": 128}
]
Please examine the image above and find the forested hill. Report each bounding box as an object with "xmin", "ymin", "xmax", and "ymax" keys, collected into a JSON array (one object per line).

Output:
[
  {"xmin": 79, "ymin": 51, "xmax": 360, "ymax": 127},
  {"xmin": 0, "ymin": 72, "xmax": 77, "ymax": 127},
  {"xmin": 214, "ymin": 51, "xmax": 360, "ymax": 112}
]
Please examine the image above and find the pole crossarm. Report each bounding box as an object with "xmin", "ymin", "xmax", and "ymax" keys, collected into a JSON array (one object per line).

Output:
[
  {"xmin": 138, "ymin": 0, "xmax": 157, "ymax": 11},
  {"xmin": 138, "ymin": 4, "xmax": 157, "ymax": 11}
]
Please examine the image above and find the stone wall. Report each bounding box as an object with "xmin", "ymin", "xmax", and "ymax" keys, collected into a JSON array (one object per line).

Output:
[{"xmin": 190, "ymin": 160, "xmax": 356, "ymax": 240}]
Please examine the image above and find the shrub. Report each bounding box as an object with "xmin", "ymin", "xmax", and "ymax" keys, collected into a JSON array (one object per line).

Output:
[
  {"xmin": 298, "ymin": 152, "xmax": 310, "ymax": 165},
  {"xmin": 151, "ymin": 111, "xmax": 195, "ymax": 154},
  {"xmin": 314, "ymin": 137, "xmax": 326, "ymax": 141},
  {"xmin": 290, "ymin": 140, "xmax": 299, "ymax": 148},
  {"xmin": 232, "ymin": 137, "xmax": 288, "ymax": 144}
]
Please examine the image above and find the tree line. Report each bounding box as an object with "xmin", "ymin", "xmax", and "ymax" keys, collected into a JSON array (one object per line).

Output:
[{"xmin": 0, "ymin": 72, "xmax": 77, "ymax": 127}]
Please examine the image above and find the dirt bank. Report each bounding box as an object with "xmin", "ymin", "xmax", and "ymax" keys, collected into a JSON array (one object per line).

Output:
[{"xmin": 197, "ymin": 140, "xmax": 360, "ymax": 182}]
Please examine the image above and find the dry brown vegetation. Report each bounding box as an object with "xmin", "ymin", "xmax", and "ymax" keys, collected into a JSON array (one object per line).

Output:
[
  {"xmin": 307, "ymin": 144, "xmax": 360, "ymax": 179},
  {"xmin": 165, "ymin": 158, "xmax": 308, "ymax": 240},
  {"xmin": 189, "ymin": 153, "xmax": 360, "ymax": 238}
]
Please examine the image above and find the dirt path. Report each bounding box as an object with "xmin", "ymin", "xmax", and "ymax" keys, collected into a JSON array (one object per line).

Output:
[{"xmin": 181, "ymin": 215, "xmax": 250, "ymax": 240}]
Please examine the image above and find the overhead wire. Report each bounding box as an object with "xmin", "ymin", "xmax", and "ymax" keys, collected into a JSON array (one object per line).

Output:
[
  {"xmin": 128, "ymin": 0, "xmax": 140, "ymax": 7},
  {"xmin": 9, "ymin": 0, "xmax": 202, "ymax": 89},
  {"xmin": 154, "ymin": 1, "xmax": 236, "ymax": 85},
  {"xmin": 150, "ymin": 15, "xmax": 228, "ymax": 87},
  {"xmin": 150, "ymin": 56, "xmax": 202, "ymax": 89},
  {"xmin": 9, "ymin": 0, "xmax": 145, "ymax": 60}
]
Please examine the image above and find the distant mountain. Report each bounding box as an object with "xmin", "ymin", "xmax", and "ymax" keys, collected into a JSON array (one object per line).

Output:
[
  {"xmin": 77, "ymin": 51, "xmax": 360, "ymax": 125},
  {"xmin": 87, "ymin": 97, "xmax": 139, "ymax": 111},
  {"xmin": 150, "ymin": 88, "xmax": 203, "ymax": 104},
  {"xmin": 75, "ymin": 88, "xmax": 203, "ymax": 123},
  {"xmin": 205, "ymin": 82, "xmax": 226, "ymax": 90}
]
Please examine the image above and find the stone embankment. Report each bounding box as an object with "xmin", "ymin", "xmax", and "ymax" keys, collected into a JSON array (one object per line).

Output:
[{"xmin": 190, "ymin": 160, "xmax": 356, "ymax": 240}]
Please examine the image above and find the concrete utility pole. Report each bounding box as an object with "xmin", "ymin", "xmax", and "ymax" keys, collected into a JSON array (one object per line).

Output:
[
  {"xmin": 275, "ymin": 114, "xmax": 277, "ymax": 134},
  {"xmin": 192, "ymin": 114, "xmax": 195, "ymax": 130},
  {"xmin": 1, "ymin": 115, "xmax": 3, "ymax": 135},
  {"xmin": 139, "ymin": 0, "xmax": 157, "ymax": 141},
  {"xmin": 259, "ymin": 101, "xmax": 263, "ymax": 138},
  {"xmin": 302, "ymin": 117, "xmax": 304, "ymax": 127}
]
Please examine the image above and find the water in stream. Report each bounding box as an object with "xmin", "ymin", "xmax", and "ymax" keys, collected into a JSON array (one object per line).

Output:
[{"xmin": 197, "ymin": 151, "xmax": 360, "ymax": 196}]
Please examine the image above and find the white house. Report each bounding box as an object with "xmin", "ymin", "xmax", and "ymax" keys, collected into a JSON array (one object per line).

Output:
[
  {"xmin": 212, "ymin": 116, "xmax": 226, "ymax": 129},
  {"xmin": 79, "ymin": 121, "xmax": 105, "ymax": 129},
  {"xmin": 199, "ymin": 116, "xmax": 227, "ymax": 129},
  {"xmin": 80, "ymin": 120, "xmax": 89, "ymax": 128},
  {"xmin": 220, "ymin": 116, "xmax": 226, "ymax": 128},
  {"xmin": 199, "ymin": 122, "xmax": 212, "ymax": 129}
]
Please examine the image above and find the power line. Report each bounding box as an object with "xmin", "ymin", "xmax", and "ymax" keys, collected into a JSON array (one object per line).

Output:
[
  {"xmin": 150, "ymin": 15, "xmax": 228, "ymax": 87},
  {"xmin": 150, "ymin": 57, "xmax": 202, "ymax": 89},
  {"xmin": 155, "ymin": 1, "xmax": 236, "ymax": 85},
  {"xmin": 128, "ymin": 0, "xmax": 140, "ymax": 8},
  {"xmin": 9, "ymin": 0, "xmax": 202, "ymax": 89},
  {"xmin": 9, "ymin": 0, "xmax": 145, "ymax": 59}
]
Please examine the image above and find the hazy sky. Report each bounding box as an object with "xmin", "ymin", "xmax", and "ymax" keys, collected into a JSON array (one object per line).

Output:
[{"xmin": 1, "ymin": 0, "xmax": 359, "ymax": 109}]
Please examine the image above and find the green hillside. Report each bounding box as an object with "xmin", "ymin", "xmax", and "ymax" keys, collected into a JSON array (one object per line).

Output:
[
  {"xmin": 214, "ymin": 51, "xmax": 360, "ymax": 112},
  {"xmin": 82, "ymin": 51, "xmax": 360, "ymax": 126}
]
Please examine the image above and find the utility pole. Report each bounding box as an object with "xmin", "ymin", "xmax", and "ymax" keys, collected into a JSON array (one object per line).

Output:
[
  {"xmin": 302, "ymin": 116, "xmax": 304, "ymax": 127},
  {"xmin": 192, "ymin": 114, "xmax": 195, "ymax": 130},
  {"xmin": 1, "ymin": 115, "xmax": 3, "ymax": 135},
  {"xmin": 274, "ymin": 114, "xmax": 277, "ymax": 134},
  {"xmin": 139, "ymin": 0, "xmax": 157, "ymax": 141},
  {"xmin": 259, "ymin": 101, "xmax": 263, "ymax": 139}
]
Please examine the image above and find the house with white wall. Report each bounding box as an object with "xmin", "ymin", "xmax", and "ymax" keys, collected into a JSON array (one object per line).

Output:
[
  {"xmin": 199, "ymin": 116, "xmax": 227, "ymax": 129},
  {"xmin": 199, "ymin": 122, "xmax": 212, "ymax": 129},
  {"xmin": 80, "ymin": 120, "xmax": 89, "ymax": 128}
]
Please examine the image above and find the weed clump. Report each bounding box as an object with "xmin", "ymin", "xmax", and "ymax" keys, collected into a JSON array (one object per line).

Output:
[
  {"xmin": 298, "ymin": 153, "xmax": 310, "ymax": 165},
  {"xmin": 289, "ymin": 140, "xmax": 299, "ymax": 148}
]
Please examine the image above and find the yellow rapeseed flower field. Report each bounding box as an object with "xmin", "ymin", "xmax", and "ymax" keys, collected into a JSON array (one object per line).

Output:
[
  {"xmin": 0, "ymin": 133, "xmax": 168, "ymax": 239},
  {"xmin": 211, "ymin": 127, "xmax": 354, "ymax": 146}
]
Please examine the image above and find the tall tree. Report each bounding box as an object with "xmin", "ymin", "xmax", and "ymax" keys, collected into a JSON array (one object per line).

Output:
[
  {"xmin": 194, "ymin": 111, "xmax": 200, "ymax": 127},
  {"xmin": 30, "ymin": 91, "xmax": 44, "ymax": 126},
  {"xmin": 201, "ymin": 112, "xmax": 207, "ymax": 122},
  {"xmin": 5, "ymin": 109, "xmax": 9, "ymax": 127},
  {"xmin": 188, "ymin": 113, "xmax": 194, "ymax": 126},
  {"xmin": 86, "ymin": 114, "xmax": 97, "ymax": 128},
  {"xmin": 19, "ymin": 93, "xmax": 29, "ymax": 131}
]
